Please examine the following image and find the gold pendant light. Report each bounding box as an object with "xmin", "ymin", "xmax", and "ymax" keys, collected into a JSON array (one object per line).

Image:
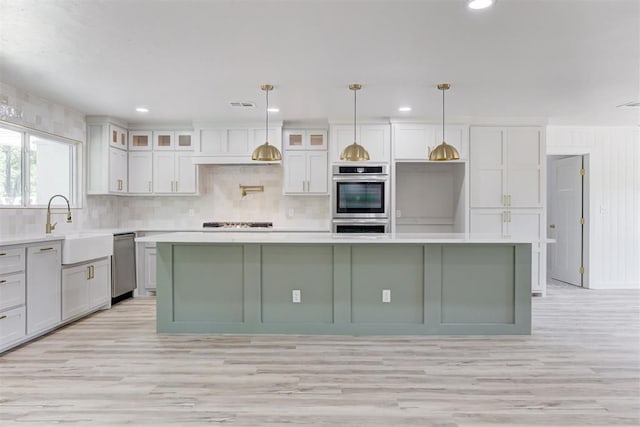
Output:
[
  {"xmin": 340, "ymin": 83, "xmax": 370, "ymax": 161},
  {"xmin": 429, "ymin": 83, "xmax": 460, "ymax": 161},
  {"xmin": 252, "ymin": 84, "xmax": 282, "ymax": 161}
]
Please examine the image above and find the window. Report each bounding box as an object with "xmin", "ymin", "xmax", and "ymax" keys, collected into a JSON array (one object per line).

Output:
[{"xmin": 0, "ymin": 124, "xmax": 79, "ymax": 207}]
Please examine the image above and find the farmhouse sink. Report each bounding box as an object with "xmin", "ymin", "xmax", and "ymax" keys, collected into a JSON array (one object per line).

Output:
[{"xmin": 58, "ymin": 232, "xmax": 113, "ymax": 265}]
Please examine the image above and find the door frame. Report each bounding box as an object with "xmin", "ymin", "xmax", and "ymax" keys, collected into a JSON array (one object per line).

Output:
[{"xmin": 546, "ymin": 147, "xmax": 591, "ymax": 288}]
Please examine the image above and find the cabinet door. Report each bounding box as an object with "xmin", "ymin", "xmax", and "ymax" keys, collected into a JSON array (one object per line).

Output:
[
  {"xmin": 284, "ymin": 151, "xmax": 307, "ymax": 194},
  {"xmin": 283, "ymin": 130, "xmax": 306, "ymax": 151},
  {"xmin": 360, "ymin": 125, "xmax": 391, "ymax": 163},
  {"xmin": 175, "ymin": 153, "xmax": 197, "ymax": 194},
  {"xmin": 470, "ymin": 127, "xmax": 505, "ymax": 208},
  {"xmin": 62, "ymin": 264, "xmax": 89, "ymax": 321},
  {"xmin": 469, "ymin": 209, "xmax": 506, "ymax": 235},
  {"xmin": 129, "ymin": 131, "xmax": 152, "ymax": 150},
  {"xmin": 199, "ymin": 129, "xmax": 226, "ymax": 154},
  {"xmin": 227, "ymin": 129, "xmax": 251, "ymax": 154},
  {"xmin": 144, "ymin": 245, "xmax": 157, "ymax": 291},
  {"xmin": 109, "ymin": 148, "xmax": 127, "ymax": 193},
  {"xmin": 153, "ymin": 131, "xmax": 175, "ymax": 150},
  {"xmin": 153, "ymin": 152, "xmax": 175, "ymax": 193},
  {"xmin": 507, "ymin": 210, "xmax": 542, "ymax": 239},
  {"xmin": 109, "ymin": 124, "xmax": 127, "ymax": 149},
  {"xmin": 175, "ymin": 131, "xmax": 195, "ymax": 151},
  {"xmin": 0, "ymin": 272, "xmax": 26, "ymax": 311},
  {"xmin": 506, "ymin": 128, "xmax": 543, "ymax": 208},
  {"xmin": 26, "ymin": 243, "xmax": 61, "ymax": 335},
  {"xmin": 128, "ymin": 152, "xmax": 153, "ymax": 194},
  {"xmin": 88, "ymin": 258, "xmax": 111, "ymax": 309},
  {"xmin": 307, "ymin": 151, "xmax": 328, "ymax": 193},
  {"xmin": 393, "ymin": 124, "xmax": 434, "ymax": 160},
  {"xmin": 0, "ymin": 306, "xmax": 26, "ymax": 349},
  {"xmin": 306, "ymin": 130, "xmax": 327, "ymax": 150}
]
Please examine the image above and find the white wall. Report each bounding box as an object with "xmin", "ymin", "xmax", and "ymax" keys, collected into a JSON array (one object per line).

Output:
[{"xmin": 547, "ymin": 126, "xmax": 640, "ymax": 289}]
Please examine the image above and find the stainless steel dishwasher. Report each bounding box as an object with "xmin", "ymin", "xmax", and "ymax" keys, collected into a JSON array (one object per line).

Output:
[{"xmin": 112, "ymin": 232, "xmax": 137, "ymax": 303}]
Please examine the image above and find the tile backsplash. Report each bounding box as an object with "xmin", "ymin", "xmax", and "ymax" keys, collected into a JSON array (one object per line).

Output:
[{"xmin": 120, "ymin": 165, "xmax": 330, "ymax": 230}]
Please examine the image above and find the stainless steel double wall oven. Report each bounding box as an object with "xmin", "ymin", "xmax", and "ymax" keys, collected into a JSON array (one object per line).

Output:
[{"xmin": 331, "ymin": 164, "xmax": 390, "ymax": 233}]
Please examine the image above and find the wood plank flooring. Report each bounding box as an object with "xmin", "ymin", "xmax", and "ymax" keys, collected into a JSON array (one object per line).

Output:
[{"xmin": 1, "ymin": 283, "xmax": 639, "ymax": 426}]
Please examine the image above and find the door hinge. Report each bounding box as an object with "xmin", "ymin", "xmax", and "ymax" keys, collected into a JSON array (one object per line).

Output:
[
  {"xmin": 580, "ymin": 217, "xmax": 585, "ymax": 225},
  {"xmin": 579, "ymin": 266, "xmax": 585, "ymax": 275},
  {"xmin": 580, "ymin": 168, "xmax": 586, "ymax": 176}
]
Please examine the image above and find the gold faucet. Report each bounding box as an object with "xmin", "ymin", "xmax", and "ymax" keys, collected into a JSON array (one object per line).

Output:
[
  {"xmin": 239, "ymin": 185, "xmax": 264, "ymax": 197},
  {"xmin": 45, "ymin": 194, "xmax": 72, "ymax": 234}
]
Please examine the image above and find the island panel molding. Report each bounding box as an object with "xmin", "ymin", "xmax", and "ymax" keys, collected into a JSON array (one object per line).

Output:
[{"xmin": 155, "ymin": 239, "xmax": 532, "ymax": 335}]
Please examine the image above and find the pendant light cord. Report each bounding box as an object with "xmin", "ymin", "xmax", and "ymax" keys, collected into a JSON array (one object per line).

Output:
[
  {"xmin": 265, "ymin": 88, "xmax": 269, "ymax": 144},
  {"xmin": 442, "ymin": 87, "xmax": 445, "ymax": 143},
  {"xmin": 353, "ymin": 88, "xmax": 357, "ymax": 144}
]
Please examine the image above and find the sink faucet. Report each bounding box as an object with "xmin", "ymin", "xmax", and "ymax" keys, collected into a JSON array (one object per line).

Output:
[{"xmin": 46, "ymin": 194, "xmax": 72, "ymax": 234}]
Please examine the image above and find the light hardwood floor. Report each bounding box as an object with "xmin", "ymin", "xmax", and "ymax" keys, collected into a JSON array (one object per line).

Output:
[{"xmin": 1, "ymin": 283, "xmax": 639, "ymax": 426}]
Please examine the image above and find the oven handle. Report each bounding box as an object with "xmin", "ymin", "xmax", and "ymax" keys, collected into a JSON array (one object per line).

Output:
[
  {"xmin": 332, "ymin": 219, "xmax": 390, "ymax": 225},
  {"xmin": 332, "ymin": 175, "xmax": 388, "ymax": 182}
]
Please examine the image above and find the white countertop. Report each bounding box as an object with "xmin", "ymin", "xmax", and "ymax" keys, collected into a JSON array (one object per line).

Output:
[
  {"xmin": 0, "ymin": 234, "xmax": 65, "ymax": 246},
  {"xmin": 136, "ymin": 231, "xmax": 551, "ymax": 244}
]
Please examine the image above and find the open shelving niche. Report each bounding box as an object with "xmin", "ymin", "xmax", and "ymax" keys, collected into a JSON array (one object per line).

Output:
[{"xmin": 391, "ymin": 160, "xmax": 468, "ymax": 234}]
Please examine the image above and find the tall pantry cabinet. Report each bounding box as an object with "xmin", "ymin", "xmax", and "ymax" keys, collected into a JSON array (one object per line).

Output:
[{"xmin": 469, "ymin": 126, "xmax": 546, "ymax": 294}]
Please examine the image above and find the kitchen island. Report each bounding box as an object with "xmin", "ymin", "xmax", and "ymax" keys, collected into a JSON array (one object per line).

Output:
[{"xmin": 136, "ymin": 232, "xmax": 534, "ymax": 335}]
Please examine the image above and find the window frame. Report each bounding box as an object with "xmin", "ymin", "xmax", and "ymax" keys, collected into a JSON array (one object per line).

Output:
[{"xmin": 0, "ymin": 121, "xmax": 82, "ymax": 209}]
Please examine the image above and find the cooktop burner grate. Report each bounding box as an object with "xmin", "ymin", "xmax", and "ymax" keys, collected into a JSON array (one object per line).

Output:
[{"xmin": 202, "ymin": 222, "xmax": 273, "ymax": 229}]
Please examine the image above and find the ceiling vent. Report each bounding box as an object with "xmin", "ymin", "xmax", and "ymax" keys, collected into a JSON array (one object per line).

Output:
[
  {"xmin": 229, "ymin": 101, "xmax": 255, "ymax": 108},
  {"xmin": 616, "ymin": 101, "xmax": 640, "ymax": 108}
]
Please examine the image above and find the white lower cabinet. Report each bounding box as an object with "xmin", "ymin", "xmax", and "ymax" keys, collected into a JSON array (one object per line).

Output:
[
  {"xmin": 0, "ymin": 306, "xmax": 26, "ymax": 348},
  {"xmin": 62, "ymin": 258, "xmax": 111, "ymax": 322},
  {"xmin": 26, "ymin": 243, "xmax": 61, "ymax": 335},
  {"xmin": 143, "ymin": 245, "xmax": 157, "ymax": 292}
]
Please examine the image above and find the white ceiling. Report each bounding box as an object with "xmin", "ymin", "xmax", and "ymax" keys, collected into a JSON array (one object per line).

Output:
[{"xmin": 0, "ymin": 0, "xmax": 638, "ymax": 126}]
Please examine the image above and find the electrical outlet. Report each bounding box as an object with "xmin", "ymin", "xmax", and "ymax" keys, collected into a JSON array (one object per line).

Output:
[
  {"xmin": 188, "ymin": 209, "xmax": 195, "ymax": 217},
  {"xmin": 292, "ymin": 289, "xmax": 301, "ymax": 303},
  {"xmin": 396, "ymin": 210, "xmax": 402, "ymax": 218},
  {"xmin": 287, "ymin": 208, "xmax": 295, "ymax": 218},
  {"xmin": 382, "ymin": 289, "xmax": 391, "ymax": 303}
]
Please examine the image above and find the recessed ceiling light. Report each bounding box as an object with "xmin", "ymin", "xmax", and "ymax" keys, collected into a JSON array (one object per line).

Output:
[
  {"xmin": 135, "ymin": 107, "xmax": 149, "ymax": 113},
  {"xmin": 267, "ymin": 107, "xmax": 280, "ymax": 113},
  {"xmin": 398, "ymin": 106, "xmax": 412, "ymax": 112},
  {"xmin": 468, "ymin": 0, "xmax": 495, "ymax": 10}
]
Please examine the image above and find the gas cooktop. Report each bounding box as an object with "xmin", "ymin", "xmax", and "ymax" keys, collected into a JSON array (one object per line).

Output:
[{"xmin": 202, "ymin": 222, "xmax": 273, "ymax": 229}]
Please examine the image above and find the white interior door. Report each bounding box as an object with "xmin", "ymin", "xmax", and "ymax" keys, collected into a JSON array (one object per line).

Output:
[{"xmin": 549, "ymin": 156, "xmax": 583, "ymax": 286}]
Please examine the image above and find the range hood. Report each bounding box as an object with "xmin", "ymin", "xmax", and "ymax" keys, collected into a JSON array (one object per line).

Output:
[{"xmin": 192, "ymin": 155, "xmax": 280, "ymax": 165}]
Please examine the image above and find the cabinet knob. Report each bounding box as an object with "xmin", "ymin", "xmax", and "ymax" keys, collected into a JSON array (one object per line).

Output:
[{"xmin": 549, "ymin": 224, "xmax": 556, "ymax": 229}]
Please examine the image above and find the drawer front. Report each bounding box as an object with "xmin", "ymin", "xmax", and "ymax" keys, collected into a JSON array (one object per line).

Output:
[
  {"xmin": 0, "ymin": 272, "xmax": 26, "ymax": 311},
  {"xmin": 0, "ymin": 248, "xmax": 25, "ymax": 275},
  {"xmin": 0, "ymin": 305, "xmax": 26, "ymax": 349}
]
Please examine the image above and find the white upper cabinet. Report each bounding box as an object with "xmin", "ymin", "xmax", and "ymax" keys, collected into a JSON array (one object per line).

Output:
[
  {"xmin": 128, "ymin": 151, "xmax": 153, "ymax": 194},
  {"xmin": 330, "ymin": 124, "xmax": 390, "ymax": 163},
  {"xmin": 129, "ymin": 131, "xmax": 152, "ymax": 150},
  {"xmin": 194, "ymin": 122, "xmax": 283, "ymax": 163},
  {"xmin": 283, "ymin": 129, "xmax": 329, "ymax": 195},
  {"xmin": 392, "ymin": 123, "xmax": 467, "ymax": 161},
  {"xmin": 153, "ymin": 131, "xmax": 175, "ymax": 150},
  {"xmin": 152, "ymin": 152, "xmax": 196, "ymax": 194},
  {"xmin": 109, "ymin": 124, "xmax": 127, "ymax": 149},
  {"xmin": 87, "ymin": 119, "xmax": 129, "ymax": 195},
  {"xmin": 175, "ymin": 131, "xmax": 195, "ymax": 151},
  {"xmin": 470, "ymin": 126, "xmax": 544, "ymax": 208},
  {"xmin": 283, "ymin": 130, "xmax": 327, "ymax": 151},
  {"xmin": 108, "ymin": 147, "xmax": 127, "ymax": 193}
]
